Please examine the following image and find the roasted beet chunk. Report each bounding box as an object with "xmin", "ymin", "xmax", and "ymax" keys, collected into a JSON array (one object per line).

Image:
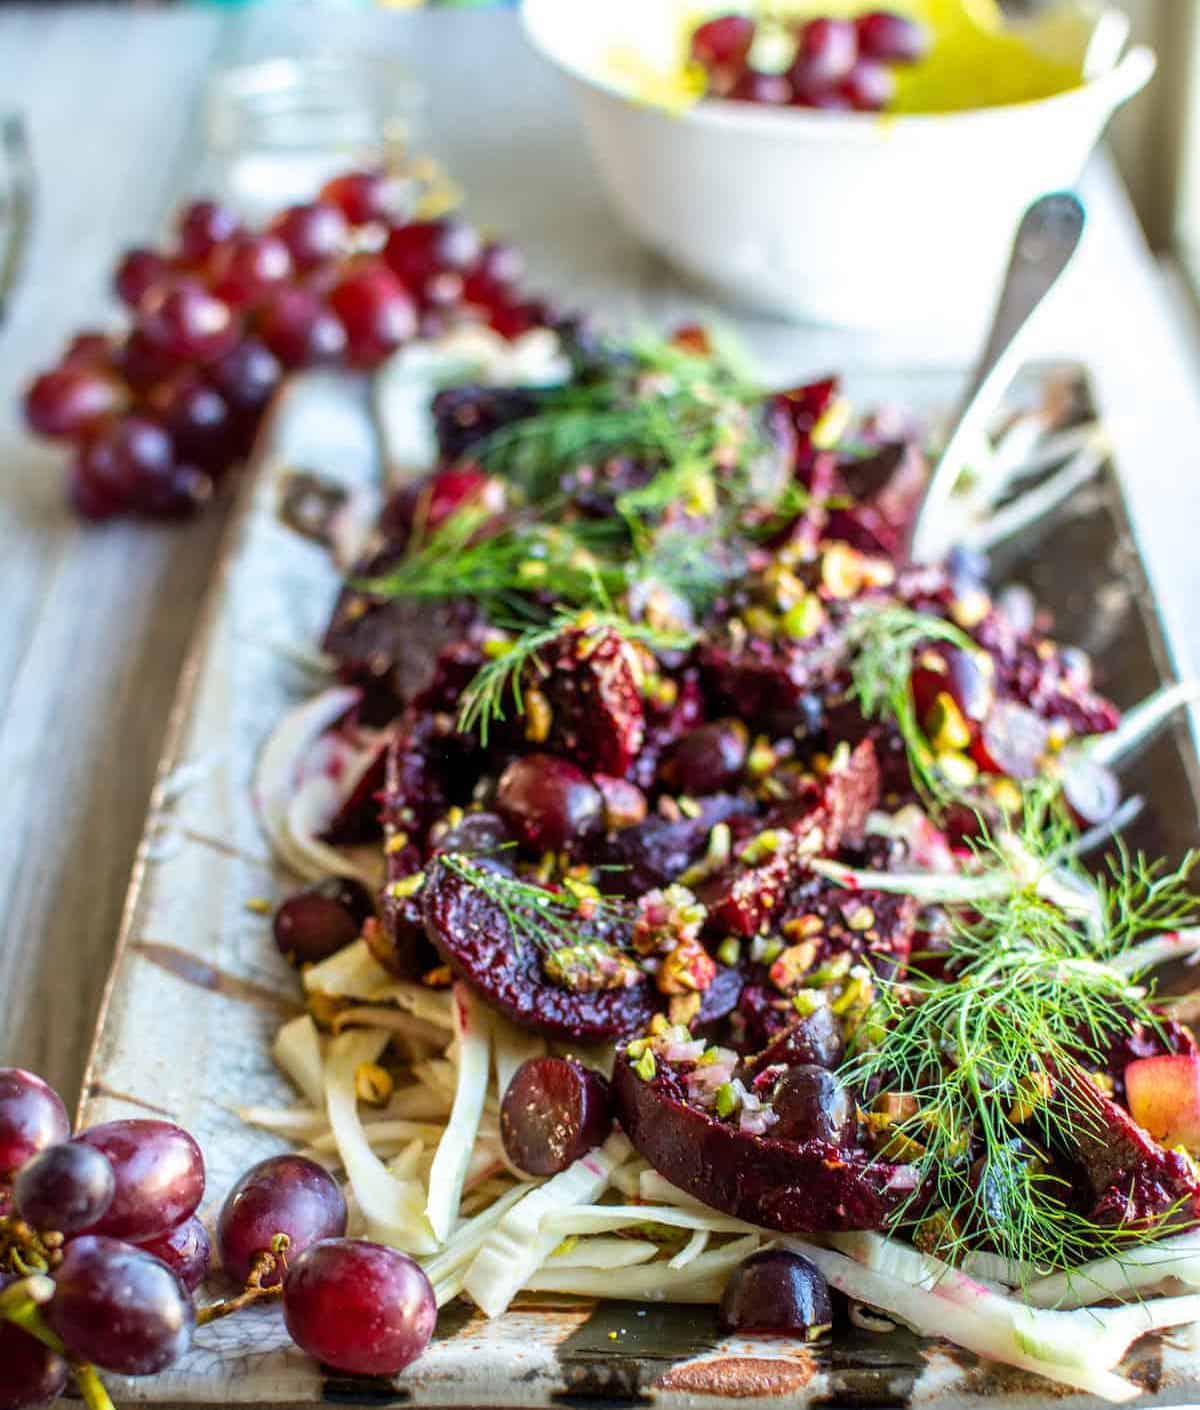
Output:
[
  {"xmin": 826, "ymin": 441, "xmax": 927, "ymax": 559},
  {"xmin": 537, "ymin": 626, "xmax": 646, "ymax": 776},
  {"xmin": 430, "ymin": 385, "xmax": 544, "ymax": 462},
  {"xmin": 596, "ymin": 794, "xmax": 754, "ymax": 899},
  {"xmin": 699, "ymin": 626, "xmax": 847, "ymax": 732},
  {"xmin": 420, "ymin": 856, "xmax": 657, "ymax": 1041},
  {"xmin": 613, "ymin": 1050, "xmax": 918, "ymax": 1232}
]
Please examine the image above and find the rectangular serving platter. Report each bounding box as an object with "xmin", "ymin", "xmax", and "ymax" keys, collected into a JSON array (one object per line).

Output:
[{"xmin": 79, "ymin": 360, "xmax": 1200, "ymax": 1409}]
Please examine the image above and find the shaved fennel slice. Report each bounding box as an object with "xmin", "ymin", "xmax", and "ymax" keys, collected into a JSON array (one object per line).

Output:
[
  {"xmin": 284, "ymin": 773, "xmax": 381, "ymax": 887},
  {"xmin": 550, "ymin": 1238, "xmax": 660, "ymax": 1270},
  {"xmin": 330, "ymin": 1006, "xmax": 450, "ymax": 1051},
  {"xmin": 800, "ymin": 1236, "xmax": 1137, "ymax": 1402},
  {"xmin": 236, "ymin": 1105, "xmax": 329, "ymax": 1141},
  {"xmin": 1025, "ymin": 1233, "xmax": 1200, "ymax": 1309},
  {"xmin": 426, "ymin": 985, "xmax": 492, "ymax": 1242},
  {"xmin": 325, "ymin": 1031, "xmax": 437, "ymax": 1254},
  {"xmin": 464, "ymin": 1133, "xmax": 631, "ymax": 1317},
  {"xmin": 254, "ymin": 686, "xmax": 360, "ymax": 871},
  {"xmin": 639, "ymin": 1169, "xmax": 721, "ymax": 1211},
  {"xmin": 390, "ymin": 1140, "xmax": 426, "ymax": 1182},
  {"xmin": 492, "ymin": 1012, "xmax": 547, "ymax": 1100},
  {"xmin": 309, "ymin": 1119, "xmax": 446, "ymax": 1156},
  {"xmin": 541, "ymin": 1204, "xmax": 756, "ymax": 1238},
  {"xmin": 421, "ymin": 1183, "xmax": 531, "ymax": 1287},
  {"xmin": 273, "ymin": 1014, "xmax": 327, "ymax": 1110},
  {"xmin": 1107, "ymin": 926, "xmax": 1200, "ymax": 977},
  {"xmin": 1011, "ymin": 1294, "xmax": 1200, "ymax": 1370},
  {"xmin": 304, "ymin": 940, "xmax": 393, "ymax": 1000},
  {"xmin": 372, "ymin": 981, "xmax": 455, "ymax": 1031},
  {"xmin": 610, "ymin": 1159, "xmax": 650, "ymax": 1197},
  {"xmin": 526, "ymin": 1235, "xmax": 760, "ymax": 1303},
  {"xmin": 669, "ymin": 1230, "xmax": 710, "ymax": 1269}
]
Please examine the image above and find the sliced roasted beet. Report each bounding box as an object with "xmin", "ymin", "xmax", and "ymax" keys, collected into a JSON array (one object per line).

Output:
[
  {"xmin": 539, "ymin": 627, "xmax": 646, "ymax": 776},
  {"xmin": 495, "ymin": 754, "xmax": 603, "ymax": 855},
  {"xmin": 323, "ymin": 740, "xmax": 388, "ymax": 845},
  {"xmin": 499, "ymin": 1057, "xmax": 613, "ymax": 1176},
  {"xmin": 613, "ymin": 1053, "xmax": 917, "ymax": 1232},
  {"xmin": 421, "ymin": 859, "xmax": 656, "ymax": 1041},
  {"xmin": 826, "ymin": 441, "xmax": 926, "ymax": 559},
  {"xmin": 816, "ymin": 737, "xmax": 881, "ymax": 851},
  {"xmin": 596, "ymin": 794, "xmax": 754, "ymax": 898},
  {"xmin": 720, "ymin": 1249, "xmax": 832, "ymax": 1338},
  {"xmin": 696, "ymin": 962, "xmax": 746, "ymax": 1027},
  {"xmin": 699, "ymin": 629, "xmax": 848, "ymax": 730}
]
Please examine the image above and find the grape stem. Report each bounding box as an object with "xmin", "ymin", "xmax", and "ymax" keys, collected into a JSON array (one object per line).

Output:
[
  {"xmin": 197, "ymin": 1235, "xmax": 288, "ymax": 1326},
  {"xmin": 0, "ymin": 1283, "xmax": 116, "ymax": 1410}
]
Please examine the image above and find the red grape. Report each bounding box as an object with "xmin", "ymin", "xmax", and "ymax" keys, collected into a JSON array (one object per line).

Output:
[
  {"xmin": 209, "ymin": 337, "xmax": 282, "ymax": 418},
  {"xmin": 500, "ymin": 1057, "xmax": 612, "ymax": 1176},
  {"xmin": 114, "ymin": 247, "xmax": 172, "ymax": 310},
  {"xmin": 495, "ymin": 754, "xmax": 604, "ymax": 854},
  {"xmin": 69, "ymin": 458, "xmax": 125, "ymax": 522},
  {"xmin": 690, "ymin": 14, "xmax": 756, "ymax": 73},
  {"xmin": 258, "ymin": 287, "xmax": 347, "ymax": 370},
  {"xmin": 14, "ymin": 1141, "xmax": 115, "ymax": 1235},
  {"xmin": 320, "ymin": 169, "xmax": 401, "ymax": 226},
  {"xmin": 384, "ymin": 218, "xmax": 480, "ymax": 294},
  {"xmin": 770, "ymin": 1065, "xmax": 855, "ymax": 1146},
  {"xmin": 74, "ymin": 415, "xmax": 173, "ymax": 508},
  {"xmin": 274, "ymin": 877, "xmax": 375, "ymax": 967},
  {"xmin": 177, "ymin": 199, "xmax": 242, "ymax": 265},
  {"xmin": 0, "ymin": 1311, "xmax": 68, "ymax": 1410},
  {"xmin": 60, "ymin": 331, "xmax": 115, "ymax": 371},
  {"xmin": 138, "ymin": 280, "xmax": 240, "ymax": 364},
  {"xmin": 0, "ymin": 1069, "xmax": 69, "ymax": 1179},
  {"xmin": 217, "ymin": 1154, "xmax": 347, "ymax": 1286},
  {"xmin": 75, "ymin": 1119, "xmax": 205, "ymax": 1242},
  {"xmin": 840, "ymin": 58, "xmax": 896, "ymax": 111},
  {"xmin": 728, "ymin": 69, "xmax": 791, "ymax": 104},
  {"xmin": 48, "ymin": 1235, "xmax": 195, "ymax": 1376},
  {"xmin": 856, "ymin": 11, "xmax": 930, "ymax": 64},
  {"xmin": 136, "ymin": 1215, "xmax": 212, "ymax": 1293},
  {"xmin": 661, "ymin": 719, "xmax": 747, "ymax": 795},
  {"xmin": 209, "ymin": 232, "xmax": 293, "ymax": 308},
  {"xmin": 282, "ymin": 1239, "xmax": 435, "ymax": 1376},
  {"xmin": 462, "ymin": 241, "xmax": 526, "ymax": 305},
  {"xmin": 118, "ymin": 327, "xmax": 182, "ymax": 392},
  {"xmin": 23, "ymin": 367, "xmax": 122, "ymax": 441},
  {"xmin": 328, "ymin": 261, "xmax": 417, "ymax": 368},
  {"xmin": 140, "ymin": 464, "xmax": 214, "ymax": 521},
  {"xmin": 148, "ymin": 370, "xmax": 235, "ymax": 471},
  {"xmin": 719, "ymin": 1249, "xmax": 832, "ymax": 1337},
  {"xmin": 796, "ymin": 18, "xmax": 857, "ymax": 83},
  {"xmin": 271, "ymin": 201, "xmax": 349, "ymax": 272}
]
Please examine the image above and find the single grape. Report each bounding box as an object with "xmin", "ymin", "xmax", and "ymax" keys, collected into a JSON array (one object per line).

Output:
[
  {"xmin": 839, "ymin": 58, "xmax": 896, "ymax": 111},
  {"xmin": 462, "ymin": 241, "xmax": 525, "ymax": 305},
  {"xmin": 282, "ymin": 1239, "xmax": 435, "ymax": 1376},
  {"xmin": 500, "ymin": 1057, "xmax": 612, "ymax": 1176},
  {"xmin": 176, "ymin": 199, "xmax": 242, "ymax": 265},
  {"xmin": 74, "ymin": 415, "xmax": 175, "ymax": 510},
  {"xmin": 974, "ymin": 701, "xmax": 1051, "ymax": 780},
  {"xmin": 728, "ymin": 69, "xmax": 791, "ymax": 105},
  {"xmin": 258, "ymin": 287, "xmax": 347, "ymax": 370},
  {"xmin": 270, "ymin": 201, "xmax": 349, "ymax": 272},
  {"xmin": 495, "ymin": 754, "xmax": 604, "ymax": 854},
  {"xmin": 14, "ymin": 1140, "xmax": 115, "ymax": 1235},
  {"xmin": 118, "ymin": 327, "xmax": 183, "ymax": 392},
  {"xmin": 273, "ymin": 877, "xmax": 375, "ymax": 968},
  {"xmin": 140, "ymin": 464, "xmax": 214, "ymax": 520},
  {"xmin": 384, "ymin": 218, "xmax": 481, "ymax": 292},
  {"xmin": 217, "ymin": 1154, "xmax": 347, "ymax": 1286},
  {"xmin": 0, "ymin": 1316, "xmax": 68, "ymax": 1410},
  {"xmin": 59, "ymin": 331, "xmax": 115, "ymax": 371},
  {"xmin": 690, "ymin": 14, "xmax": 756, "ymax": 73},
  {"xmin": 23, "ymin": 367, "xmax": 122, "ymax": 441},
  {"xmin": 856, "ymin": 11, "xmax": 930, "ymax": 64},
  {"xmin": 660, "ymin": 719, "xmax": 748, "ymax": 795},
  {"xmin": 148, "ymin": 370, "xmax": 234, "ymax": 472},
  {"xmin": 770, "ymin": 1065, "xmax": 855, "ymax": 1147},
  {"xmin": 320, "ymin": 169, "xmax": 401, "ymax": 225},
  {"xmin": 719, "ymin": 1249, "xmax": 832, "ymax": 1338},
  {"xmin": 75, "ymin": 1119, "xmax": 205, "ymax": 1242},
  {"xmin": 138, "ymin": 280, "xmax": 240, "ymax": 364},
  {"xmin": 328, "ymin": 261, "xmax": 418, "ymax": 369},
  {"xmin": 114, "ymin": 247, "xmax": 172, "ymax": 310},
  {"xmin": 0, "ymin": 1070, "xmax": 69, "ymax": 1179},
  {"xmin": 796, "ymin": 17, "xmax": 857, "ymax": 84},
  {"xmin": 48, "ymin": 1235, "xmax": 194, "ymax": 1376},
  {"xmin": 209, "ymin": 337, "xmax": 282, "ymax": 419},
  {"xmin": 136, "ymin": 1215, "xmax": 212, "ymax": 1293},
  {"xmin": 209, "ymin": 232, "xmax": 293, "ymax": 308},
  {"xmin": 69, "ymin": 457, "xmax": 125, "ymax": 521}
]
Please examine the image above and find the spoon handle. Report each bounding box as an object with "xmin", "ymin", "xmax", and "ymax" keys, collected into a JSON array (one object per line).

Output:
[{"xmin": 908, "ymin": 191, "xmax": 1086, "ymax": 564}]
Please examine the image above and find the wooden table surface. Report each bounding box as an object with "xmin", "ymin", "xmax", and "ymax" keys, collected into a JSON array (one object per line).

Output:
[{"xmin": 3, "ymin": 3, "xmax": 1200, "ymax": 1107}]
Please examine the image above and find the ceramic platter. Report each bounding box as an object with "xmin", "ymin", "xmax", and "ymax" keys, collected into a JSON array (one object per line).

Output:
[{"xmin": 78, "ymin": 358, "xmax": 1200, "ymax": 1408}]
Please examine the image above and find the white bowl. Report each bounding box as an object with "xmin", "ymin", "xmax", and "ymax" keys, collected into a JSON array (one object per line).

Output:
[{"xmin": 521, "ymin": 0, "xmax": 1154, "ymax": 329}]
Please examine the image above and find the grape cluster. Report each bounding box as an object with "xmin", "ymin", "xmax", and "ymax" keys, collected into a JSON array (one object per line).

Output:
[
  {"xmin": 690, "ymin": 10, "xmax": 929, "ymax": 111},
  {"xmin": 0, "ymin": 1068, "xmax": 437, "ymax": 1409},
  {"xmin": 22, "ymin": 171, "xmax": 552, "ymax": 523}
]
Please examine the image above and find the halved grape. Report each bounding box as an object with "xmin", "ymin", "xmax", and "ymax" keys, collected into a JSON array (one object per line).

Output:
[
  {"xmin": 719, "ymin": 1248, "xmax": 832, "ymax": 1338},
  {"xmin": 974, "ymin": 701, "xmax": 1051, "ymax": 780},
  {"xmin": 500, "ymin": 1056, "xmax": 613, "ymax": 1176},
  {"xmin": 0, "ymin": 1316, "xmax": 68, "ymax": 1410},
  {"xmin": 75, "ymin": 1119, "xmax": 205, "ymax": 1242},
  {"xmin": 282, "ymin": 1239, "xmax": 435, "ymax": 1376},
  {"xmin": 217, "ymin": 1154, "xmax": 347, "ymax": 1286},
  {"xmin": 770, "ymin": 1066, "xmax": 855, "ymax": 1147},
  {"xmin": 48, "ymin": 1235, "xmax": 194, "ymax": 1376},
  {"xmin": 136, "ymin": 1215, "xmax": 213, "ymax": 1293},
  {"xmin": 14, "ymin": 1141, "xmax": 115, "ymax": 1235},
  {"xmin": 0, "ymin": 1070, "xmax": 69, "ymax": 1179},
  {"xmin": 273, "ymin": 877, "xmax": 375, "ymax": 968}
]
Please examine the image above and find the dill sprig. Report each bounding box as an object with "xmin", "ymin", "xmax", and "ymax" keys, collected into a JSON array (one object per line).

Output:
[
  {"xmin": 456, "ymin": 612, "xmax": 696, "ymax": 745},
  {"xmin": 439, "ymin": 852, "xmax": 635, "ymax": 956},
  {"xmin": 845, "ymin": 604, "xmax": 979, "ymax": 802},
  {"xmin": 843, "ymin": 805, "xmax": 1200, "ymax": 1275}
]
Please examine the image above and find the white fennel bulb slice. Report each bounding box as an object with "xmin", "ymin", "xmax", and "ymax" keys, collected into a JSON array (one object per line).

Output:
[
  {"xmin": 425, "ymin": 986, "xmax": 492, "ymax": 1243},
  {"xmin": 272, "ymin": 1014, "xmax": 327, "ymax": 1110},
  {"xmin": 304, "ymin": 939, "xmax": 393, "ymax": 1000},
  {"xmin": 1025, "ymin": 1232, "xmax": 1200, "ymax": 1309}
]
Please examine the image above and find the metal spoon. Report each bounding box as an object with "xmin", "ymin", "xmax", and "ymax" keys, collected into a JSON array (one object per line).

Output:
[{"xmin": 907, "ymin": 191, "xmax": 1086, "ymax": 564}]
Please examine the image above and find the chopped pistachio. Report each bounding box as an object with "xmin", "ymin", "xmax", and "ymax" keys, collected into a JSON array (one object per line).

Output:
[
  {"xmin": 244, "ymin": 897, "xmax": 273, "ymax": 916},
  {"xmin": 390, "ymin": 872, "xmax": 426, "ymax": 900},
  {"xmin": 635, "ymin": 1049, "xmax": 658, "ymax": 1082},
  {"xmin": 716, "ymin": 937, "xmax": 741, "ymax": 967},
  {"xmin": 781, "ymin": 594, "xmax": 826, "ymax": 641},
  {"xmin": 715, "ymin": 1082, "xmax": 739, "ymax": 1118},
  {"xmin": 936, "ymin": 750, "xmax": 979, "ymax": 789},
  {"xmin": 523, "ymin": 687, "xmax": 553, "ymax": 743},
  {"xmin": 926, "ymin": 692, "xmax": 971, "ymax": 753},
  {"xmin": 355, "ymin": 1062, "xmax": 393, "ymax": 1107}
]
